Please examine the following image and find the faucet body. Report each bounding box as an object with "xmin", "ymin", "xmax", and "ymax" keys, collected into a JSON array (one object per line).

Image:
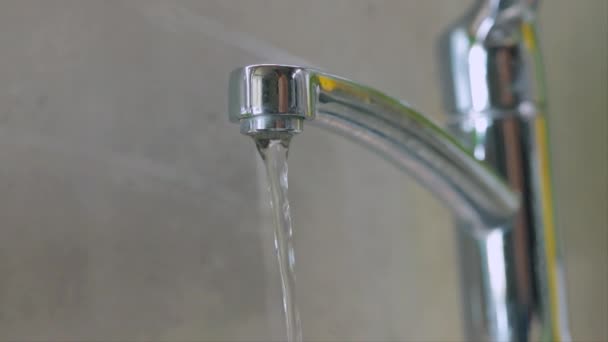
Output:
[
  {"xmin": 227, "ymin": 2, "xmax": 569, "ymax": 341},
  {"xmin": 441, "ymin": 0, "xmax": 570, "ymax": 340}
]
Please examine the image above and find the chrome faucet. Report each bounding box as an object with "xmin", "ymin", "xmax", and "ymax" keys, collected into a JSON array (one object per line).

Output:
[
  {"xmin": 227, "ymin": 1, "xmax": 569, "ymax": 341},
  {"xmin": 441, "ymin": 0, "xmax": 569, "ymax": 341}
]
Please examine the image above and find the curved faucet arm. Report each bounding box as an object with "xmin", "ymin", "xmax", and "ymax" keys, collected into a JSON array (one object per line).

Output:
[{"xmin": 228, "ymin": 64, "xmax": 519, "ymax": 236}]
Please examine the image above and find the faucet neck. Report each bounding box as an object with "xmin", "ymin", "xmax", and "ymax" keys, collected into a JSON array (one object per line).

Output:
[{"xmin": 469, "ymin": 0, "xmax": 538, "ymax": 45}]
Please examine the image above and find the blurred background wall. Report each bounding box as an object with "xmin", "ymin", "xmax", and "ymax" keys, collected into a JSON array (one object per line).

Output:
[{"xmin": 0, "ymin": 1, "xmax": 605, "ymax": 341}]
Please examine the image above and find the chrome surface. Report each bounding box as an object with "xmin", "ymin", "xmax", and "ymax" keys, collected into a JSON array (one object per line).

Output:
[
  {"xmin": 441, "ymin": 0, "xmax": 570, "ymax": 341},
  {"xmin": 227, "ymin": 3, "xmax": 570, "ymax": 340},
  {"xmin": 229, "ymin": 64, "xmax": 518, "ymax": 238},
  {"xmin": 467, "ymin": 0, "xmax": 539, "ymax": 46},
  {"xmin": 229, "ymin": 65, "xmax": 313, "ymax": 139}
]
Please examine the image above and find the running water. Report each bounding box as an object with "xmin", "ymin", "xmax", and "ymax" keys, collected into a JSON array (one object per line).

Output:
[{"xmin": 256, "ymin": 138, "xmax": 302, "ymax": 342}]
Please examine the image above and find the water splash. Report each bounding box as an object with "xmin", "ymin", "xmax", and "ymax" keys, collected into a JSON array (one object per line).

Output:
[{"xmin": 256, "ymin": 138, "xmax": 302, "ymax": 342}]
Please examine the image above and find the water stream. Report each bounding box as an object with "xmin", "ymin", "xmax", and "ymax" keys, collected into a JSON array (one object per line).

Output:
[{"xmin": 256, "ymin": 138, "xmax": 302, "ymax": 342}]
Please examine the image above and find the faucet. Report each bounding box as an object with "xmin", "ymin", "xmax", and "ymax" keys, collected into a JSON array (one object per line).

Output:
[
  {"xmin": 227, "ymin": 1, "xmax": 570, "ymax": 341},
  {"xmin": 441, "ymin": 0, "xmax": 570, "ymax": 341}
]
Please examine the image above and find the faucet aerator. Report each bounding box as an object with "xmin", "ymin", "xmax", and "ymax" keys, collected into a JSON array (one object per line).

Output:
[{"xmin": 240, "ymin": 115, "xmax": 304, "ymax": 139}]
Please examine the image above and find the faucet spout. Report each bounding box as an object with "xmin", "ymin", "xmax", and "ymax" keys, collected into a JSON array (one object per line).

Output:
[{"xmin": 228, "ymin": 64, "xmax": 519, "ymax": 236}]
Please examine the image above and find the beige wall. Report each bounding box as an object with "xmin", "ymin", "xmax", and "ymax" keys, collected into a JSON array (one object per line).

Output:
[{"xmin": 0, "ymin": 1, "xmax": 605, "ymax": 341}]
